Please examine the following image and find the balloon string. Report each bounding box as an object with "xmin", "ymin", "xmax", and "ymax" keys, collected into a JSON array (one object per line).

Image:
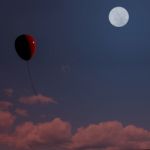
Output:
[{"xmin": 26, "ymin": 62, "xmax": 38, "ymax": 95}]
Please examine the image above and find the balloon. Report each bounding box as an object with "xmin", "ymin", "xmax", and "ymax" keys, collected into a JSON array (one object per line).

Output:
[{"xmin": 15, "ymin": 34, "xmax": 36, "ymax": 61}]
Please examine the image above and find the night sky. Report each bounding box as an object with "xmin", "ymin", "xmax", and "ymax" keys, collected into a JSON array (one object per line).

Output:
[{"xmin": 1, "ymin": 0, "xmax": 150, "ymax": 150}]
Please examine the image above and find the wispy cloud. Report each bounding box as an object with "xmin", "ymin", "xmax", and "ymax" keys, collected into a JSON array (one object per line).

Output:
[
  {"xmin": 15, "ymin": 108, "xmax": 28, "ymax": 117},
  {"xmin": 19, "ymin": 94, "xmax": 57, "ymax": 105}
]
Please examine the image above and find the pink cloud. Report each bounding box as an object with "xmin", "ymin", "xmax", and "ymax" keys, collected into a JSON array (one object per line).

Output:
[
  {"xmin": 19, "ymin": 94, "xmax": 57, "ymax": 105},
  {"xmin": 0, "ymin": 118, "xmax": 71, "ymax": 150},
  {"xmin": 70, "ymin": 121, "xmax": 150, "ymax": 150},
  {"xmin": 1, "ymin": 120, "xmax": 150, "ymax": 150},
  {"xmin": 0, "ymin": 101, "xmax": 13, "ymax": 111},
  {"xmin": 0, "ymin": 111, "xmax": 15, "ymax": 129},
  {"xmin": 0, "ymin": 134, "xmax": 14, "ymax": 147},
  {"xmin": 15, "ymin": 108, "xmax": 28, "ymax": 117}
]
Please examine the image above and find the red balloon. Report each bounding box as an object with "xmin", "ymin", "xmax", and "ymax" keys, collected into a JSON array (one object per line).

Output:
[{"xmin": 15, "ymin": 34, "xmax": 36, "ymax": 61}]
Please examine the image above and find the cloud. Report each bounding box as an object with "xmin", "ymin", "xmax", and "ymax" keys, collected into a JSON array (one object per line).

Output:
[
  {"xmin": 0, "ymin": 134, "xmax": 14, "ymax": 148},
  {"xmin": 1, "ymin": 120, "xmax": 150, "ymax": 150},
  {"xmin": 3, "ymin": 88, "xmax": 13, "ymax": 97},
  {"xmin": 0, "ymin": 111, "xmax": 16, "ymax": 129},
  {"xmin": 0, "ymin": 101, "xmax": 13, "ymax": 111},
  {"xmin": 70, "ymin": 121, "xmax": 150, "ymax": 150},
  {"xmin": 19, "ymin": 94, "xmax": 57, "ymax": 105},
  {"xmin": 15, "ymin": 108, "xmax": 28, "ymax": 117},
  {"xmin": 0, "ymin": 118, "xmax": 71, "ymax": 150}
]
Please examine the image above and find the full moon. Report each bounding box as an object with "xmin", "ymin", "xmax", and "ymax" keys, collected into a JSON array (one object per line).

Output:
[{"xmin": 109, "ymin": 7, "xmax": 129, "ymax": 27}]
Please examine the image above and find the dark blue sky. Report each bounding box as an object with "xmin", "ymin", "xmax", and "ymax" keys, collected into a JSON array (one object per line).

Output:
[{"xmin": 1, "ymin": 0, "xmax": 150, "ymax": 130}]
